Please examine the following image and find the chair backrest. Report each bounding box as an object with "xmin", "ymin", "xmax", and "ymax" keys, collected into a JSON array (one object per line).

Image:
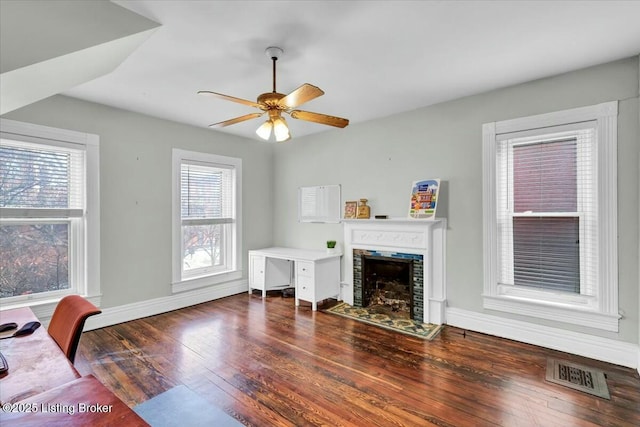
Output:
[{"xmin": 48, "ymin": 295, "xmax": 101, "ymax": 364}]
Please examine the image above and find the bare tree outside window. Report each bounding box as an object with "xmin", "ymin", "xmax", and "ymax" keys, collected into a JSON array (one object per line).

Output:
[
  {"xmin": 182, "ymin": 224, "xmax": 223, "ymax": 271},
  {"xmin": 0, "ymin": 224, "xmax": 69, "ymax": 297}
]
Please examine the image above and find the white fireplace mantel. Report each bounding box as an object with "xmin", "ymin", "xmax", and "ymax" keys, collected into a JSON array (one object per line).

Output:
[{"xmin": 342, "ymin": 218, "xmax": 447, "ymax": 325}]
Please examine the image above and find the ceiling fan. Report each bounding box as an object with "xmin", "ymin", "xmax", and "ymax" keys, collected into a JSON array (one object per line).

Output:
[{"xmin": 198, "ymin": 47, "xmax": 349, "ymax": 142}]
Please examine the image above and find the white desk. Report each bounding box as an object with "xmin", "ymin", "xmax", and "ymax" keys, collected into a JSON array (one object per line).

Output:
[{"xmin": 248, "ymin": 247, "xmax": 342, "ymax": 311}]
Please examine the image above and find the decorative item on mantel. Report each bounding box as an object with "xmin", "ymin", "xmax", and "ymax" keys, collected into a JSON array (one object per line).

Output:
[
  {"xmin": 408, "ymin": 179, "xmax": 440, "ymax": 219},
  {"xmin": 344, "ymin": 200, "xmax": 357, "ymax": 219},
  {"xmin": 356, "ymin": 198, "xmax": 370, "ymax": 219}
]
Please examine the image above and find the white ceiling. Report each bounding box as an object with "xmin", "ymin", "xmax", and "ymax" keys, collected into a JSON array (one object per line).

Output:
[{"xmin": 63, "ymin": 1, "xmax": 640, "ymax": 141}]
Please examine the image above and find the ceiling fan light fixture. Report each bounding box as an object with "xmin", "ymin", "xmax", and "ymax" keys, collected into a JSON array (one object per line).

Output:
[
  {"xmin": 256, "ymin": 120, "xmax": 273, "ymax": 140},
  {"xmin": 273, "ymin": 116, "xmax": 290, "ymax": 142}
]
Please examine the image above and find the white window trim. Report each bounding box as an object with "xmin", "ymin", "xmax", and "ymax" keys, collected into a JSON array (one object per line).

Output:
[
  {"xmin": 171, "ymin": 149, "xmax": 242, "ymax": 293},
  {"xmin": 0, "ymin": 118, "xmax": 100, "ymax": 309},
  {"xmin": 482, "ymin": 101, "xmax": 620, "ymax": 331}
]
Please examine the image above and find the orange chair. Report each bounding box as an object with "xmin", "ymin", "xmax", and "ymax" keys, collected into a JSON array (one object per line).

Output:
[{"xmin": 48, "ymin": 295, "xmax": 101, "ymax": 363}]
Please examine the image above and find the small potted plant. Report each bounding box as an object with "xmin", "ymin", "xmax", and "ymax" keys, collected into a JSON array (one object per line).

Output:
[{"xmin": 326, "ymin": 240, "xmax": 337, "ymax": 253}]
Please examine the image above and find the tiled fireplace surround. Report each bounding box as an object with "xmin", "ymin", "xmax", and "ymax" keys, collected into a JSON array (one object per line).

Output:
[{"xmin": 342, "ymin": 219, "xmax": 447, "ymax": 325}]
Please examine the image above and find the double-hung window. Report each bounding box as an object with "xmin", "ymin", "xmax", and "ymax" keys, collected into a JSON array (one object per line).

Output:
[
  {"xmin": 172, "ymin": 149, "xmax": 242, "ymax": 292},
  {"xmin": 482, "ymin": 102, "xmax": 619, "ymax": 331},
  {"xmin": 0, "ymin": 119, "xmax": 100, "ymax": 305}
]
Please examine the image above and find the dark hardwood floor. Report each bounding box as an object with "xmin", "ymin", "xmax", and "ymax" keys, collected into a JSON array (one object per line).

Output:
[{"xmin": 75, "ymin": 293, "xmax": 640, "ymax": 426}]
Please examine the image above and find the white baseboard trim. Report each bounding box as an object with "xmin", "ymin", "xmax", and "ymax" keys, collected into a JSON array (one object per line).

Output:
[
  {"xmin": 83, "ymin": 279, "xmax": 248, "ymax": 331},
  {"xmin": 10, "ymin": 295, "xmax": 102, "ymax": 326},
  {"xmin": 446, "ymin": 307, "xmax": 638, "ymax": 369}
]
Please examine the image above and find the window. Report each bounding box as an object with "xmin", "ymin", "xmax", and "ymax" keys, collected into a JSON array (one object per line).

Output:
[
  {"xmin": 172, "ymin": 149, "xmax": 242, "ymax": 292},
  {"xmin": 0, "ymin": 119, "xmax": 100, "ymax": 304},
  {"xmin": 482, "ymin": 102, "xmax": 619, "ymax": 331}
]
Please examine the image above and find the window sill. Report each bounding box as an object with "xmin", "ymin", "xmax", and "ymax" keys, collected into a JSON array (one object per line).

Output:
[
  {"xmin": 0, "ymin": 294, "xmax": 102, "ymax": 323},
  {"xmin": 482, "ymin": 295, "xmax": 620, "ymax": 332},
  {"xmin": 172, "ymin": 270, "xmax": 243, "ymax": 294},
  {"xmin": 496, "ymin": 284, "xmax": 597, "ymax": 308}
]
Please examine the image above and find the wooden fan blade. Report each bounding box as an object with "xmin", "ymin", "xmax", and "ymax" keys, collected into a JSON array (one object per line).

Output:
[
  {"xmin": 289, "ymin": 110, "xmax": 349, "ymax": 128},
  {"xmin": 198, "ymin": 91, "xmax": 263, "ymax": 109},
  {"xmin": 278, "ymin": 84, "xmax": 324, "ymax": 109},
  {"xmin": 209, "ymin": 112, "xmax": 263, "ymax": 128}
]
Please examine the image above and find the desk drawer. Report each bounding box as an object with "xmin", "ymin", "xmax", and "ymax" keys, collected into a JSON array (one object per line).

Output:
[
  {"xmin": 297, "ymin": 276, "xmax": 314, "ymax": 300},
  {"xmin": 296, "ymin": 261, "xmax": 314, "ymax": 278}
]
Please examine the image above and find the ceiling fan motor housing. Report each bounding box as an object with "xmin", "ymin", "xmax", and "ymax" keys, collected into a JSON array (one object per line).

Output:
[{"xmin": 257, "ymin": 92, "xmax": 286, "ymax": 108}]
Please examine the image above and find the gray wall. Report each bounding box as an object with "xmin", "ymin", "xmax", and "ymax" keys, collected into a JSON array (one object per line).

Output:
[
  {"xmin": 272, "ymin": 57, "xmax": 640, "ymax": 344},
  {"xmin": 3, "ymin": 95, "xmax": 274, "ymax": 308}
]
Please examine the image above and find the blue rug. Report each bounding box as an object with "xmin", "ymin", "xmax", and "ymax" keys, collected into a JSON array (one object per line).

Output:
[{"xmin": 134, "ymin": 385, "xmax": 243, "ymax": 426}]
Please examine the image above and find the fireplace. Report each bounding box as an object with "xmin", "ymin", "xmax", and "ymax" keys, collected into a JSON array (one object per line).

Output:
[
  {"xmin": 354, "ymin": 250, "xmax": 423, "ymax": 321},
  {"xmin": 342, "ymin": 218, "xmax": 446, "ymax": 325}
]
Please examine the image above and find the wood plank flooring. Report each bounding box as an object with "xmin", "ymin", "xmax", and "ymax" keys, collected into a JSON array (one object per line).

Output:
[{"xmin": 75, "ymin": 293, "xmax": 640, "ymax": 426}]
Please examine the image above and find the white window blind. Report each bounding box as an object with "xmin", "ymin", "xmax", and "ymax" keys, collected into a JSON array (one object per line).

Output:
[
  {"xmin": 181, "ymin": 161, "xmax": 234, "ymax": 224},
  {"xmin": 496, "ymin": 125, "xmax": 597, "ymax": 296},
  {"xmin": 0, "ymin": 139, "xmax": 85, "ymax": 217}
]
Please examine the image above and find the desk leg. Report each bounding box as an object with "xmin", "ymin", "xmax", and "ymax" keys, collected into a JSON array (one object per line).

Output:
[
  {"xmin": 295, "ymin": 297, "xmax": 300, "ymax": 307},
  {"xmin": 312, "ymin": 302, "xmax": 317, "ymax": 311},
  {"xmin": 262, "ymin": 289, "xmax": 266, "ymax": 298}
]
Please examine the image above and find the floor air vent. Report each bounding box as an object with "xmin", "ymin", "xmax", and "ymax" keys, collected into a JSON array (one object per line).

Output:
[{"xmin": 545, "ymin": 358, "xmax": 610, "ymax": 399}]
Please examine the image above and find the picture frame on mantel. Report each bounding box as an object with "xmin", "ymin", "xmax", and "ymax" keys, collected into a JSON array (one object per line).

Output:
[
  {"xmin": 408, "ymin": 179, "xmax": 440, "ymax": 219},
  {"xmin": 344, "ymin": 200, "xmax": 358, "ymax": 219}
]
